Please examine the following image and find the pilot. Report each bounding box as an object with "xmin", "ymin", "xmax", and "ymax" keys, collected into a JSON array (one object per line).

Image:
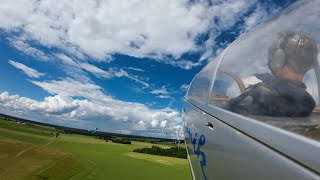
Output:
[{"xmin": 228, "ymin": 32, "xmax": 318, "ymax": 117}]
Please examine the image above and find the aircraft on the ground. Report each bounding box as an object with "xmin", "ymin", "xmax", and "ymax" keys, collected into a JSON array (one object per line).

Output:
[{"xmin": 182, "ymin": 0, "xmax": 320, "ymax": 179}]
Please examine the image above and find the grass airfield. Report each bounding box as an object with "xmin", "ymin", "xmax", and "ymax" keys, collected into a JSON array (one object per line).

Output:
[{"xmin": 0, "ymin": 119, "xmax": 191, "ymax": 180}]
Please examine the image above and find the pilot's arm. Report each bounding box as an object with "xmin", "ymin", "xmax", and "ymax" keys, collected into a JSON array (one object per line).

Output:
[
  {"xmin": 227, "ymin": 82, "xmax": 267, "ymax": 115},
  {"xmin": 227, "ymin": 80, "xmax": 316, "ymax": 117}
]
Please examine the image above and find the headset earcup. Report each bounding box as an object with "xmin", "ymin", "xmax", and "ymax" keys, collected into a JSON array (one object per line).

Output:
[{"xmin": 269, "ymin": 48, "xmax": 286, "ymax": 74}]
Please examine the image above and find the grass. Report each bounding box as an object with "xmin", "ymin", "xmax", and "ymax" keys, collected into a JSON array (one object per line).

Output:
[
  {"xmin": 0, "ymin": 120, "xmax": 56, "ymax": 137},
  {"xmin": 0, "ymin": 118, "xmax": 191, "ymax": 179},
  {"xmin": 0, "ymin": 138, "xmax": 65, "ymax": 179},
  {"xmin": 0, "ymin": 127, "xmax": 51, "ymax": 144},
  {"xmin": 35, "ymin": 156, "xmax": 84, "ymax": 180},
  {"xmin": 124, "ymin": 152, "xmax": 188, "ymax": 166}
]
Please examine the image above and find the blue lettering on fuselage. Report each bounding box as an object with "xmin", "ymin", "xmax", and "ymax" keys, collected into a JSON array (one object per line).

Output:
[{"xmin": 185, "ymin": 125, "xmax": 207, "ymax": 180}]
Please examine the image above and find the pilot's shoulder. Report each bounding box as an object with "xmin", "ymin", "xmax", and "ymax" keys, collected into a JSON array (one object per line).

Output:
[{"xmin": 247, "ymin": 82, "xmax": 275, "ymax": 96}]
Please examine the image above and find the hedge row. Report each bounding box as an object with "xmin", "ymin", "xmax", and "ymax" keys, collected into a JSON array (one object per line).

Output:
[
  {"xmin": 133, "ymin": 145, "xmax": 187, "ymax": 159},
  {"xmin": 112, "ymin": 139, "xmax": 131, "ymax": 144}
]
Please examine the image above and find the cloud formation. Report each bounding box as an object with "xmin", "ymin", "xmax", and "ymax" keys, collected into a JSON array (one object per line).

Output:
[
  {"xmin": 9, "ymin": 60, "xmax": 45, "ymax": 78},
  {"xmin": 55, "ymin": 53, "xmax": 149, "ymax": 87},
  {"xmin": 9, "ymin": 38, "xmax": 51, "ymax": 61},
  {"xmin": 30, "ymin": 78, "xmax": 110, "ymax": 103},
  {"xmin": 127, "ymin": 67, "xmax": 145, "ymax": 72},
  {"xmin": 0, "ymin": 0, "xmax": 281, "ymax": 66},
  {"xmin": 0, "ymin": 0, "xmax": 208, "ymax": 61},
  {"xmin": 180, "ymin": 84, "xmax": 189, "ymax": 91},
  {"xmin": 150, "ymin": 86, "xmax": 172, "ymax": 99},
  {"xmin": 0, "ymin": 79, "xmax": 181, "ymax": 136}
]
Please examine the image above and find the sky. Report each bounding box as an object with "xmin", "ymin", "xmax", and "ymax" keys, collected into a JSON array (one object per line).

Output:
[{"xmin": 0, "ymin": 0, "xmax": 295, "ymax": 138}]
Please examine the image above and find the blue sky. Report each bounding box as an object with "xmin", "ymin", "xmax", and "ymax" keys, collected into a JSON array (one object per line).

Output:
[{"xmin": 0, "ymin": 0, "xmax": 295, "ymax": 138}]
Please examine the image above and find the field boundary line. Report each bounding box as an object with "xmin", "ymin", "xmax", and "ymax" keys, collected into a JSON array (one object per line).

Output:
[
  {"xmin": 15, "ymin": 138, "xmax": 55, "ymax": 157},
  {"xmin": 15, "ymin": 146, "xmax": 34, "ymax": 157}
]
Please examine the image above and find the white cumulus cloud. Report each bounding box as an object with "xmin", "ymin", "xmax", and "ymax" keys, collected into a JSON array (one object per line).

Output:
[
  {"xmin": 0, "ymin": 0, "xmax": 209, "ymax": 61},
  {"xmin": 0, "ymin": 0, "xmax": 280, "ymax": 68},
  {"xmin": 1, "ymin": 78, "xmax": 181, "ymax": 134},
  {"xmin": 0, "ymin": 86, "xmax": 181, "ymax": 137}
]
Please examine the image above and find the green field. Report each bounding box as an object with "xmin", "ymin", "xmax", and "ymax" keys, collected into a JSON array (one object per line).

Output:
[{"xmin": 0, "ymin": 119, "xmax": 191, "ymax": 179}]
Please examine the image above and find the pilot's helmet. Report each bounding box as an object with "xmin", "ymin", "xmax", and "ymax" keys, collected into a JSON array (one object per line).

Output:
[{"xmin": 268, "ymin": 32, "xmax": 318, "ymax": 75}]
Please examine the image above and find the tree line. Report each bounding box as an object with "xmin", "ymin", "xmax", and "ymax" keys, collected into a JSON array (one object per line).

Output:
[
  {"xmin": 133, "ymin": 145, "xmax": 187, "ymax": 159},
  {"xmin": 111, "ymin": 139, "xmax": 131, "ymax": 144}
]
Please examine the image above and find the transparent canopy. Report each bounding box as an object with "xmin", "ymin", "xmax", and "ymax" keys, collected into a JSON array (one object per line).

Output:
[{"xmin": 187, "ymin": 0, "xmax": 320, "ymax": 142}]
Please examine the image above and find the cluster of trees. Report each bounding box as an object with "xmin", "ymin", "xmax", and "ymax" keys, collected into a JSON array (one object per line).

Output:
[
  {"xmin": 97, "ymin": 136, "xmax": 131, "ymax": 144},
  {"xmin": 112, "ymin": 139, "xmax": 132, "ymax": 144},
  {"xmin": 133, "ymin": 145, "xmax": 187, "ymax": 159},
  {"xmin": 97, "ymin": 135, "xmax": 112, "ymax": 141}
]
